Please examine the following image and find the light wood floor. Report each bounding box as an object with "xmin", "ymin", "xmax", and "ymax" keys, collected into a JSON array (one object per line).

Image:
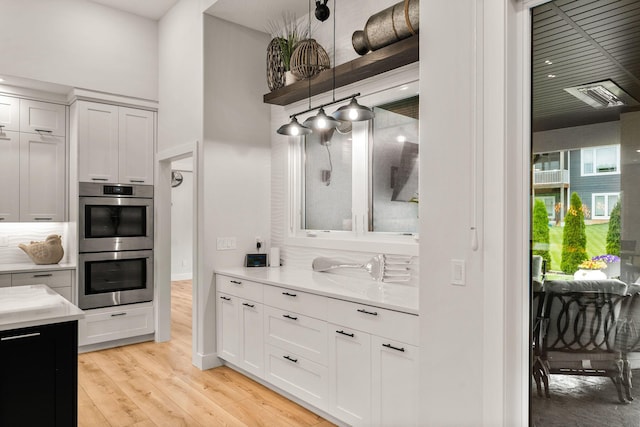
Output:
[{"xmin": 78, "ymin": 280, "xmax": 334, "ymax": 427}]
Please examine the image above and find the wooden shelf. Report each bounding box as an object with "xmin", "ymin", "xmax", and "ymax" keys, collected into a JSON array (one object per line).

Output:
[{"xmin": 263, "ymin": 35, "xmax": 419, "ymax": 106}]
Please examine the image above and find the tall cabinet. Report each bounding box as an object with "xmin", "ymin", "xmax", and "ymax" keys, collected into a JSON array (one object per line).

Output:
[{"xmin": 76, "ymin": 101, "xmax": 154, "ymax": 185}]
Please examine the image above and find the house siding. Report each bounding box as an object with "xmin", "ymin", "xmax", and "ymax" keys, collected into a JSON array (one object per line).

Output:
[{"xmin": 569, "ymin": 149, "xmax": 620, "ymax": 216}]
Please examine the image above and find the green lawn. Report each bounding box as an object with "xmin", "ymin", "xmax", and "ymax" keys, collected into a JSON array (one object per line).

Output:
[{"xmin": 547, "ymin": 223, "xmax": 609, "ymax": 272}]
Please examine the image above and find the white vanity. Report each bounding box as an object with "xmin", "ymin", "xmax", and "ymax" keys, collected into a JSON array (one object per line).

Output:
[{"xmin": 215, "ymin": 267, "xmax": 419, "ymax": 427}]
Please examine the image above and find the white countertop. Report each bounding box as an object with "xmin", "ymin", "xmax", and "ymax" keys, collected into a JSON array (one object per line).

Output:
[
  {"xmin": 0, "ymin": 262, "xmax": 76, "ymax": 274},
  {"xmin": 215, "ymin": 267, "xmax": 419, "ymax": 315},
  {"xmin": 0, "ymin": 284, "xmax": 84, "ymax": 332}
]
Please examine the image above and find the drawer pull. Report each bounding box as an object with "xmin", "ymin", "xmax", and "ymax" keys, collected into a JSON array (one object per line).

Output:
[
  {"xmin": 283, "ymin": 355, "xmax": 298, "ymax": 363},
  {"xmin": 383, "ymin": 343, "xmax": 405, "ymax": 352},
  {"xmin": 0, "ymin": 218, "xmax": 5, "ymax": 221},
  {"xmin": 110, "ymin": 313, "xmax": 127, "ymax": 317},
  {"xmin": 220, "ymin": 296, "xmax": 231, "ymax": 301},
  {"xmin": 357, "ymin": 308, "xmax": 378, "ymax": 316},
  {"xmin": 91, "ymin": 178, "xmax": 109, "ymax": 181},
  {"xmin": 33, "ymin": 273, "xmax": 53, "ymax": 278},
  {"xmin": 34, "ymin": 217, "xmax": 53, "ymax": 221},
  {"xmin": 230, "ymin": 280, "xmax": 242, "ymax": 285},
  {"xmin": 282, "ymin": 314, "xmax": 298, "ymax": 321},
  {"xmin": 336, "ymin": 330, "xmax": 355, "ymax": 338},
  {"xmin": 35, "ymin": 129, "xmax": 53, "ymax": 134},
  {"xmin": 1, "ymin": 332, "xmax": 41, "ymax": 341},
  {"xmin": 282, "ymin": 292, "xmax": 297, "ymax": 297},
  {"xmin": 242, "ymin": 303, "xmax": 255, "ymax": 308},
  {"xmin": 130, "ymin": 179, "xmax": 145, "ymax": 183}
]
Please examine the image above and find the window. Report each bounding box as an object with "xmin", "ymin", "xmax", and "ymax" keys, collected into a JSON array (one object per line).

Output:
[
  {"xmin": 289, "ymin": 80, "xmax": 419, "ymax": 253},
  {"xmin": 581, "ymin": 145, "xmax": 620, "ymax": 176},
  {"xmin": 534, "ymin": 196, "xmax": 556, "ymax": 219},
  {"xmin": 592, "ymin": 192, "xmax": 619, "ymax": 219}
]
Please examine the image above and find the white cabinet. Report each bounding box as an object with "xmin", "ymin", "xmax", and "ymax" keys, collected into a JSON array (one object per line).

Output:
[
  {"xmin": 328, "ymin": 325, "xmax": 372, "ymax": 426},
  {"xmin": 0, "ymin": 95, "xmax": 19, "ymax": 132},
  {"xmin": 19, "ymin": 133, "xmax": 66, "ymax": 221},
  {"xmin": 77, "ymin": 101, "xmax": 154, "ymax": 184},
  {"xmin": 0, "ymin": 131, "xmax": 20, "ymax": 222},
  {"xmin": 0, "ymin": 274, "xmax": 11, "ymax": 288},
  {"xmin": 9, "ymin": 269, "xmax": 74, "ymax": 302},
  {"xmin": 217, "ymin": 292, "xmax": 240, "ymax": 364},
  {"xmin": 78, "ymin": 302, "xmax": 154, "ymax": 346},
  {"xmin": 19, "ymin": 99, "xmax": 66, "ymax": 137},
  {"xmin": 371, "ymin": 336, "xmax": 420, "ymax": 427}
]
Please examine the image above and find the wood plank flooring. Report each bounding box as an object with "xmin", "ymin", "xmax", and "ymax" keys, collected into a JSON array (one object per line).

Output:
[{"xmin": 78, "ymin": 280, "xmax": 334, "ymax": 427}]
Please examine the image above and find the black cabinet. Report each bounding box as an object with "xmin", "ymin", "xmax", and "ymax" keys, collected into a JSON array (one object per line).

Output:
[{"xmin": 0, "ymin": 321, "xmax": 78, "ymax": 426}]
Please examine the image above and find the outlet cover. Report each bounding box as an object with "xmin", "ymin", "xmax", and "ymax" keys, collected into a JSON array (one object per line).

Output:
[{"xmin": 0, "ymin": 236, "xmax": 8, "ymax": 247}]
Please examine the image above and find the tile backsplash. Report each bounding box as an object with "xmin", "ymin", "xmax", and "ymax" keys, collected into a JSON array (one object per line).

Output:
[{"xmin": 0, "ymin": 222, "xmax": 72, "ymax": 264}]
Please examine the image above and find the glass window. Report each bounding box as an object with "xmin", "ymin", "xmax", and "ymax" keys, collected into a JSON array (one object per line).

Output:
[
  {"xmin": 581, "ymin": 145, "xmax": 620, "ymax": 175},
  {"xmin": 535, "ymin": 196, "xmax": 555, "ymax": 219},
  {"xmin": 592, "ymin": 192, "xmax": 619, "ymax": 219}
]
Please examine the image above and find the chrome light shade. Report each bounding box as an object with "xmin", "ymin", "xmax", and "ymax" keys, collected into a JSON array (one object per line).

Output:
[
  {"xmin": 332, "ymin": 97, "xmax": 375, "ymax": 121},
  {"xmin": 276, "ymin": 116, "xmax": 312, "ymax": 136},
  {"xmin": 303, "ymin": 107, "xmax": 340, "ymax": 130}
]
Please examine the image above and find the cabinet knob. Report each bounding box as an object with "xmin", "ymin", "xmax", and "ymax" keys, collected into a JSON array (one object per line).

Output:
[
  {"xmin": 283, "ymin": 355, "xmax": 298, "ymax": 363},
  {"xmin": 382, "ymin": 343, "xmax": 405, "ymax": 352},
  {"xmin": 91, "ymin": 178, "xmax": 109, "ymax": 181},
  {"xmin": 35, "ymin": 129, "xmax": 53, "ymax": 134},
  {"xmin": 130, "ymin": 180, "xmax": 145, "ymax": 183},
  {"xmin": 357, "ymin": 308, "xmax": 378, "ymax": 316},
  {"xmin": 110, "ymin": 313, "xmax": 127, "ymax": 317}
]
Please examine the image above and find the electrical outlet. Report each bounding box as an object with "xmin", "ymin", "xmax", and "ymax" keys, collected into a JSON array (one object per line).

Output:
[
  {"xmin": 216, "ymin": 237, "xmax": 237, "ymax": 251},
  {"xmin": 0, "ymin": 235, "xmax": 8, "ymax": 247}
]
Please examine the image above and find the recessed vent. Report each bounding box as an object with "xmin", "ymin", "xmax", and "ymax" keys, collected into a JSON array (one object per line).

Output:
[{"xmin": 564, "ymin": 80, "xmax": 639, "ymax": 109}]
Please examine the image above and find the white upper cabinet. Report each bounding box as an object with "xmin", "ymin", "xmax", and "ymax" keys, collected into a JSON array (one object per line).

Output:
[
  {"xmin": 20, "ymin": 99, "xmax": 66, "ymax": 137},
  {"xmin": 118, "ymin": 107, "xmax": 154, "ymax": 185},
  {"xmin": 77, "ymin": 101, "xmax": 154, "ymax": 184},
  {"xmin": 78, "ymin": 102, "xmax": 119, "ymax": 183},
  {"xmin": 0, "ymin": 96, "xmax": 20, "ymax": 132},
  {"xmin": 19, "ymin": 132, "xmax": 66, "ymax": 221},
  {"xmin": 0, "ymin": 131, "xmax": 20, "ymax": 222}
]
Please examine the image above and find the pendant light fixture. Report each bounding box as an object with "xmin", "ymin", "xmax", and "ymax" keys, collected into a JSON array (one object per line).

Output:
[
  {"xmin": 303, "ymin": 107, "xmax": 340, "ymax": 130},
  {"xmin": 332, "ymin": 96, "xmax": 375, "ymax": 121},
  {"xmin": 276, "ymin": 116, "xmax": 312, "ymax": 136}
]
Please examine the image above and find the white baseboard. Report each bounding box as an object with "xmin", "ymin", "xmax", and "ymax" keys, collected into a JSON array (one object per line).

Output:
[
  {"xmin": 171, "ymin": 272, "xmax": 193, "ymax": 281},
  {"xmin": 193, "ymin": 351, "xmax": 222, "ymax": 370},
  {"xmin": 78, "ymin": 333, "xmax": 155, "ymax": 354}
]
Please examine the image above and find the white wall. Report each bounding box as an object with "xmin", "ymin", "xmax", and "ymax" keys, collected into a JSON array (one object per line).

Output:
[
  {"xmin": 534, "ymin": 121, "xmax": 620, "ymax": 152},
  {"xmin": 0, "ymin": 0, "xmax": 158, "ymax": 100},
  {"xmin": 171, "ymin": 160, "xmax": 193, "ymax": 280},
  {"xmin": 201, "ymin": 14, "xmax": 271, "ymax": 358},
  {"xmin": 0, "ymin": 223, "xmax": 72, "ymax": 264}
]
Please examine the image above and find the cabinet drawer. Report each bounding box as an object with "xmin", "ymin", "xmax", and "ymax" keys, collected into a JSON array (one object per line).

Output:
[
  {"xmin": 264, "ymin": 344, "xmax": 328, "ymax": 412},
  {"xmin": 328, "ymin": 298, "xmax": 419, "ymax": 346},
  {"xmin": 12, "ymin": 270, "xmax": 72, "ymax": 289},
  {"xmin": 0, "ymin": 274, "xmax": 10, "ymax": 288},
  {"xmin": 216, "ymin": 275, "xmax": 263, "ymax": 301},
  {"xmin": 79, "ymin": 303, "xmax": 154, "ymax": 346},
  {"xmin": 20, "ymin": 99, "xmax": 66, "ymax": 136},
  {"xmin": 264, "ymin": 305, "xmax": 328, "ymax": 365},
  {"xmin": 264, "ymin": 285, "xmax": 327, "ymax": 320}
]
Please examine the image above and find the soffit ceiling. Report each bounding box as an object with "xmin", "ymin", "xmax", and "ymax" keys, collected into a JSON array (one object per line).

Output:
[
  {"xmin": 533, "ymin": 0, "xmax": 640, "ymax": 131},
  {"xmin": 203, "ymin": 0, "xmax": 307, "ymax": 33},
  {"xmin": 87, "ymin": 0, "xmax": 179, "ymax": 20}
]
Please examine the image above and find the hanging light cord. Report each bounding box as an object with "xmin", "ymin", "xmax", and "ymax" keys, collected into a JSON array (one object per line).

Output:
[
  {"xmin": 324, "ymin": 143, "xmax": 333, "ymax": 186},
  {"xmin": 332, "ymin": 0, "xmax": 336, "ymax": 103}
]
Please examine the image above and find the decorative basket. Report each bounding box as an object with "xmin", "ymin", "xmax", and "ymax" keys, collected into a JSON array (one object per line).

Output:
[
  {"xmin": 290, "ymin": 39, "xmax": 330, "ymax": 80},
  {"xmin": 266, "ymin": 37, "xmax": 286, "ymax": 91}
]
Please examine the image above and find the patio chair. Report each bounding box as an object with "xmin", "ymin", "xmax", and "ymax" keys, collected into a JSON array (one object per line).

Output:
[{"xmin": 540, "ymin": 279, "xmax": 628, "ymax": 403}]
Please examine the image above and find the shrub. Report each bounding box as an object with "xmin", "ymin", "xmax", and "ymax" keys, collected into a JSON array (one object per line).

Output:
[
  {"xmin": 532, "ymin": 199, "xmax": 551, "ymax": 266},
  {"xmin": 606, "ymin": 200, "xmax": 621, "ymax": 256},
  {"xmin": 561, "ymin": 192, "xmax": 588, "ymax": 274}
]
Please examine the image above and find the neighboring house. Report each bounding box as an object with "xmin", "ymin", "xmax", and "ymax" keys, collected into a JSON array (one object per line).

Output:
[{"xmin": 534, "ymin": 144, "xmax": 620, "ymax": 223}]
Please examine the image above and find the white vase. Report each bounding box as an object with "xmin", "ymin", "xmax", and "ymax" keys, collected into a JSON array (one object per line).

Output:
[
  {"xmin": 573, "ymin": 269, "xmax": 607, "ymax": 280},
  {"xmin": 285, "ymin": 71, "xmax": 297, "ymax": 86}
]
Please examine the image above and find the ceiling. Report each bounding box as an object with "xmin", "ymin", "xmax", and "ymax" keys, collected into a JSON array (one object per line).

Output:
[
  {"xmin": 87, "ymin": 0, "xmax": 179, "ymax": 20},
  {"xmin": 533, "ymin": 0, "xmax": 640, "ymax": 131}
]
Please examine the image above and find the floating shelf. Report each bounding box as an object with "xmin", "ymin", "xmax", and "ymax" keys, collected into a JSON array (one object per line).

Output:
[{"xmin": 263, "ymin": 35, "xmax": 419, "ymax": 106}]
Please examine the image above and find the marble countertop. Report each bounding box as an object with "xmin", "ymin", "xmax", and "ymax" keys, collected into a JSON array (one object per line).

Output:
[
  {"xmin": 0, "ymin": 284, "xmax": 84, "ymax": 332},
  {"xmin": 0, "ymin": 263, "xmax": 76, "ymax": 274},
  {"xmin": 215, "ymin": 266, "xmax": 419, "ymax": 315}
]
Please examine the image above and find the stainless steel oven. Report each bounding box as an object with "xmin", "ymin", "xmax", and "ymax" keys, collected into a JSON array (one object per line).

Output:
[
  {"xmin": 78, "ymin": 250, "xmax": 153, "ymax": 310},
  {"xmin": 79, "ymin": 182, "xmax": 153, "ymax": 253}
]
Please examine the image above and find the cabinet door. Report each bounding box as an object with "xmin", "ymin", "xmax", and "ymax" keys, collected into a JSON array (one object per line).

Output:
[
  {"xmin": 217, "ymin": 292, "xmax": 240, "ymax": 364},
  {"xmin": 328, "ymin": 325, "xmax": 372, "ymax": 426},
  {"xmin": 371, "ymin": 336, "xmax": 420, "ymax": 427},
  {"xmin": 0, "ymin": 131, "xmax": 20, "ymax": 222},
  {"xmin": 77, "ymin": 101, "xmax": 119, "ymax": 183},
  {"xmin": 119, "ymin": 107, "xmax": 154, "ymax": 185},
  {"xmin": 239, "ymin": 298, "xmax": 264, "ymax": 378},
  {"xmin": 0, "ymin": 274, "xmax": 11, "ymax": 288},
  {"xmin": 19, "ymin": 133, "xmax": 66, "ymax": 221},
  {"xmin": 0, "ymin": 95, "xmax": 19, "ymax": 132},
  {"xmin": 19, "ymin": 99, "xmax": 66, "ymax": 137}
]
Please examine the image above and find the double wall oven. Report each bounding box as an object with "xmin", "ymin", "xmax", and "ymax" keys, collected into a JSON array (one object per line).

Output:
[{"xmin": 78, "ymin": 182, "xmax": 154, "ymax": 310}]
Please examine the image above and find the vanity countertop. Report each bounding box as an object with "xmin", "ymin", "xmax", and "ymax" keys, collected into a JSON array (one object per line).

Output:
[
  {"xmin": 215, "ymin": 266, "xmax": 419, "ymax": 315},
  {"xmin": 0, "ymin": 263, "xmax": 76, "ymax": 274},
  {"xmin": 0, "ymin": 284, "xmax": 84, "ymax": 332}
]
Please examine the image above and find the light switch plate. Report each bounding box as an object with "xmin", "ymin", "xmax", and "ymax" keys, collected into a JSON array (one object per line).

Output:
[
  {"xmin": 0, "ymin": 235, "xmax": 8, "ymax": 247},
  {"xmin": 216, "ymin": 237, "xmax": 236, "ymax": 251},
  {"xmin": 451, "ymin": 259, "xmax": 465, "ymax": 286}
]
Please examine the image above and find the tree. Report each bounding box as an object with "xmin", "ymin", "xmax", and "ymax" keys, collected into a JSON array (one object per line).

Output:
[
  {"xmin": 532, "ymin": 199, "xmax": 551, "ymax": 266},
  {"xmin": 606, "ymin": 200, "xmax": 621, "ymax": 256},
  {"xmin": 561, "ymin": 192, "xmax": 588, "ymax": 274}
]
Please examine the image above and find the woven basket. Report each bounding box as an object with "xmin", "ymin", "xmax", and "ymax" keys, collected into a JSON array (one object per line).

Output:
[
  {"xmin": 290, "ymin": 39, "xmax": 330, "ymax": 80},
  {"xmin": 266, "ymin": 37, "xmax": 286, "ymax": 91}
]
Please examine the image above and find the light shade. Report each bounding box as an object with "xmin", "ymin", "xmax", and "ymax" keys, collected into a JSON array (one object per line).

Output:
[
  {"xmin": 276, "ymin": 117, "xmax": 312, "ymax": 136},
  {"xmin": 332, "ymin": 97, "xmax": 375, "ymax": 121},
  {"xmin": 303, "ymin": 107, "xmax": 340, "ymax": 130}
]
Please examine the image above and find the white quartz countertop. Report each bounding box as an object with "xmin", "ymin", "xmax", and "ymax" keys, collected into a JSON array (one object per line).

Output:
[
  {"xmin": 215, "ymin": 267, "xmax": 419, "ymax": 315},
  {"xmin": 0, "ymin": 262, "xmax": 76, "ymax": 274},
  {"xmin": 0, "ymin": 284, "xmax": 84, "ymax": 332}
]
